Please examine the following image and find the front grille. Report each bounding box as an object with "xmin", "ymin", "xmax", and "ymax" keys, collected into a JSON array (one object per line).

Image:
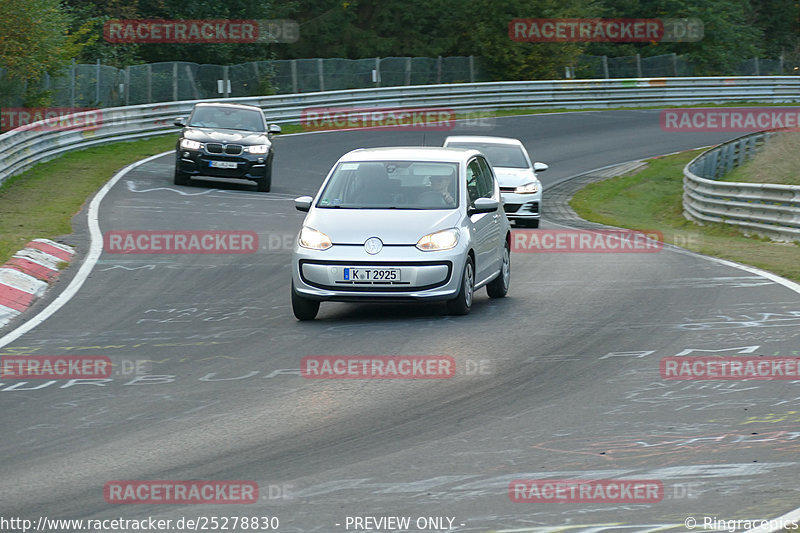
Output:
[
  {"xmin": 503, "ymin": 203, "xmax": 521, "ymax": 213},
  {"xmin": 500, "ymin": 186, "xmax": 517, "ymax": 193},
  {"xmin": 205, "ymin": 143, "xmax": 243, "ymax": 155}
]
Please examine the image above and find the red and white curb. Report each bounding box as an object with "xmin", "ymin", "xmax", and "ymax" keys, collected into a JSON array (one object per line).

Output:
[{"xmin": 0, "ymin": 239, "xmax": 75, "ymax": 328}]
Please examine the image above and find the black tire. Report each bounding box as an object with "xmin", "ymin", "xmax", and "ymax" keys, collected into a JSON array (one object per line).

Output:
[
  {"xmin": 486, "ymin": 242, "xmax": 510, "ymax": 298},
  {"xmin": 292, "ymin": 282, "xmax": 319, "ymax": 320},
  {"xmin": 256, "ymin": 176, "xmax": 271, "ymax": 192},
  {"xmin": 517, "ymin": 218, "xmax": 539, "ymax": 228},
  {"xmin": 447, "ymin": 258, "xmax": 474, "ymax": 315},
  {"xmin": 174, "ymin": 167, "xmax": 190, "ymax": 186},
  {"xmin": 256, "ymin": 157, "xmax": 273, "ymax": 192}
]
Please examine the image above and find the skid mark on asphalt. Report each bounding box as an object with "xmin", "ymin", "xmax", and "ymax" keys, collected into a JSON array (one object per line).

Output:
[
  {"xmin": 125, "ymin": 179, "xmax": 298, "ymax": 199},
  {"xmin": 125, "ymin": 180, "xmax": 217, "ymax": 195}
]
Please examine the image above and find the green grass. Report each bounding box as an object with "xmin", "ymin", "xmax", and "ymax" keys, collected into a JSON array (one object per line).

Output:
[
  {"xmin": 0, "ymin": 124, "xmax": 310, "ymax": 266},
  {"xmin": 0, "ymin": 135, "xmax": 176, "ymax": 264},
  {"xmin": 722, "ymin": 131, "xmax": 800, "ymax": 185},
  {"xmin": 570, "ymin": 150, "xmax": 800, "ymax": 283}
]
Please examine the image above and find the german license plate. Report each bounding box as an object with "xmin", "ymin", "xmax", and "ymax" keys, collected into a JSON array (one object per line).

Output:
[
  {"xmin": 209, "ymin": 160, "xmax": 238, "ymax": 169},
  {"xmin": 342, "ymin": 268, "xmax": 400, "ymax": 282}
]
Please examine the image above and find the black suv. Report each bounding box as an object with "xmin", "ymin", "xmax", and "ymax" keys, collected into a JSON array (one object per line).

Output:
[{"xmin": 174, "ymin": 102, "xmax": 281, "ymax": 192}]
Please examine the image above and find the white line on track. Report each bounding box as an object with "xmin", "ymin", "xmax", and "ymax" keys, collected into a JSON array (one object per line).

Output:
[
  {"xmin": 0, "ymin": 151, "xmax": 172, "ymax": 349},
  {"xmin": 0, "ymin": 132, "xmax": 798, "ymax": 530}
]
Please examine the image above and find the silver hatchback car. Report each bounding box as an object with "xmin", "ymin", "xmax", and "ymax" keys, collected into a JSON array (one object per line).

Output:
[
  {"xmin": 291, "ymin": 147, "xmax": 512, "ymax": 320},
  {"xmin": 443, "ymin": 136, "xmax": 548, "ymax": 227}
]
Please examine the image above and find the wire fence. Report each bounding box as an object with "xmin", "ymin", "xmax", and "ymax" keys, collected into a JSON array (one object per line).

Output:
[
  {"xmin": 1, "ymin": 54, "xmax": 796, "ymax": 109},
  {"xmin": 0, "ymin": 56, "xmax": 487, "ymax": 108},
  {"xmin": 574, "ymin": 53, "xmax": 793, "ymax": 78}
]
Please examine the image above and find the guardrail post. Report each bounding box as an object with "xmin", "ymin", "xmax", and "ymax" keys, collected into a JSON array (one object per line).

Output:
[
  {"xmin": 96, "ymin": 59, "xmax": 101, "ymax": 105},
  {"xmin": 602, "ymin": 55, "xmax": 609, "ymax": 79},
  {"xmin": 671, "ymin": 53, "xmax": 678, "ymax": 76},
  {"xmin": 223, "ymin": 65, "xmax": 230, "ymax": 97},
  {"xmin": 737, "ymin": 137, "xmax": 748, "ymax": 167},
  {"xmin": 636, "ymin": 54, "xmax": 642, "ymax": 77},
  {"xmin": 291, "ymin": 60, "xmax": 298, "ymax": 93},
  {"xmin": 146, "ymin": 64, "xmax": 152, "ymax": 104},
  {"xmin": 318, "ymin": 59, "xmax": 324, "ymax": 92},
  {"xmin": 187, "ymin": 65, "xmax": 200, "ymax": 99},
  {"xmin": 405, "ymin": 58, "xmax": 411, "ymax": 85},
  {"xmin": 252, "ymin": 61, "xmax": 259, "ymax": 96},
  {"xmin": 173, "ymin": 63, "xmax": 179, "ymax": 101},
  {"xmin": 724, "ymin": 143, "xmax": 736, "ymax": 174},
  {"xmin": 70, "ymin": 59, "xmax": 76, "ymax": 108},
  {"xmin": 436, "ymin": 56, "xmax": 442, "ymax": 84},
  {"xmin": 375, "ymin": 57, "xmax": 380, "ymax": 87},
  {"xmin": 469, "ymin": 56, "xmax": 475, "ymax": 82},
  {"xmin": 754, "ymin": 57, "xmax": 760, "ymax": 76},
  {"xmin": 124, "ymin": 66, "xmax": 130, "ymax": 106}
]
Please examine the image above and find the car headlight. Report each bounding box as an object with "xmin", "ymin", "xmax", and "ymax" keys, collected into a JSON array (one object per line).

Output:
[
  {"xmin": 514, "ymin": 181, "xmax": 540, "ymax": 194},
  {"xmin": 246, "ymin": 144, "xmax": 269, "ymax": 154},
  {"xmin": 180, "ymin": 139, "xmax": 202, "ymax": 150},
  {"xmin": 299, "ymin": 227, "xmax": 332, "ymax": 250},
  {"xmin": 416, "ymin": 228, "xmax": 459, "ymax": 251},
  {"xmin": 181, "ymin": 139, "xmax": 203, "ymax": 150}
]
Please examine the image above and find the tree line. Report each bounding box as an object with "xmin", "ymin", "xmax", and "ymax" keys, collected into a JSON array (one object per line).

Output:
[{"xmin": 2, "ymin": 0, "xmax": 799, "ymax": 105}]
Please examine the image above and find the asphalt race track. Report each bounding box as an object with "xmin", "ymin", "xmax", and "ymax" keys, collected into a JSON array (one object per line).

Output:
[{"xmin": 1, "ymin": 109, "xmax": 799, "ymax": 533}]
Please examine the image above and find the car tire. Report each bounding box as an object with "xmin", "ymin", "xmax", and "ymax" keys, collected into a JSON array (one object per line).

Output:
[
  {"xmin": 292, "ymin": 282, "xmax": 319, "ymax": 320},
  {"xmin": 447, "ymin": 258, "xmax": 474, "ymax": 316},
  {"xmin": 174, "ymin": 166, "xmax": 190, "ymax": 186},
  {"xmin": 256, "ymin": 156, "xmax": 273, "ymax": 192},
  {"xmin": 486, "ymin": 242, "xmax": 510, "ymax": 299},
  {"xmin": 518, "ymin": 218, "xmax": 539, "ymax": 228},
  {"xmin": 256, "ymin": 176, "xmax": 271, "ymax": 192}
]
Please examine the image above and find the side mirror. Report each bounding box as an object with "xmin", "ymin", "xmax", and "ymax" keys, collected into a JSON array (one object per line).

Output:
[
  {"xmin": 294, "ymin": 196, "xmax": 313, "ymax": 212},
  {"xmin": 268, "ymin": 124, "xmax": 282, "ymax": 134},
  {"xmin": 534, "ymin": 162, "xmax": 548, "ymax": 172},
  {"xmin": 468, "ymin": 197, "xmax": 499, "ymax": 216},
  {"xmin": 174, "ymin": 117, "xmax": 187, "ymax": 127}
]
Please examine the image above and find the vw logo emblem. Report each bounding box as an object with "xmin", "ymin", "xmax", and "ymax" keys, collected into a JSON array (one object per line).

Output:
[{"xmin": 364, "ymin": 237, "xmax": 383, "ymax": 255}]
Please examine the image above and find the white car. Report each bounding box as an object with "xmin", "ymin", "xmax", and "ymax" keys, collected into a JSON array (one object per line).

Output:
[
  {"xmin": 291, "ymin": 147, "xmax": 511, "ymax": 320},
  {"xmin": 443, "ymin": 136, "xmax": 547, "ymax": 227}
]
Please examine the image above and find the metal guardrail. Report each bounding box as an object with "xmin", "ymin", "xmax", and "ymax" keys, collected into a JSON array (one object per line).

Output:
[
  {"xmin": 683, "ymin": 132, "xmax": 800, "ymax": 242},
  {"xmin": 3, "ymin": 76, "xmax": 800, "ymax": 187}
]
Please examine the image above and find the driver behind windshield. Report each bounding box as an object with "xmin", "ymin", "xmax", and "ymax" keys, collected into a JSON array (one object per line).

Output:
[{"xmin": 429, "ymin": 173, "xmax": 455, "ymax": 205}]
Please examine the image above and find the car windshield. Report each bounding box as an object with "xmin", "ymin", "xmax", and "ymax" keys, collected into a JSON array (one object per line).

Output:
[
  {"xmin": 446, "ymin": 142, "xmax": 529, "ymax": 168},
  {"xmin": 317, "ymin": 161, "xmax": 459, "ymax": 209},
  {"xmin": 188, "ymin": 107, "xmax": 265, "ymax": 132}
]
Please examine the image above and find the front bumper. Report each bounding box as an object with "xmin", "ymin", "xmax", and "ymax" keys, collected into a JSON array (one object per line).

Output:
[
  {"xmin": 176, "ymin": 150, "xmax": 268, "ymax": 180},
  {"xmin": 292, "ymin": 243, "xmax": 467, "ymax": 302},
  {"xmin": 501, "ymin": 191, "xmax": 541, "ymax": 221}
]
